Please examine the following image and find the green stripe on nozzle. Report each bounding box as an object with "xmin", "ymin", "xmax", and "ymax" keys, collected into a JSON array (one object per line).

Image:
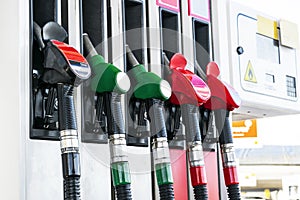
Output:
[
  {"xmin": 111, "ymin": 162, "xmax": 131, "ymax": 186},
  {"xmin": 155, "ymin": 163, "xmax": 174, "ymax": 186}
]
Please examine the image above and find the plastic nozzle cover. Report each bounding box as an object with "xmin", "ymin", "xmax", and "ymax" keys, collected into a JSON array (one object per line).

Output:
[
  {"xmin": 126, "ymin": 45, "xmax": 172, "ymax": 101},
  {"xmin": 168, "ymin": 53, "xmax": 210, "ymax": 105},
  {"xmin": 204, "ymin": 62, "xmax": 241, "ymax": 111},
  {"xmin": 83, "ymin": 34, "xmax": 130, "ymax": 94}
]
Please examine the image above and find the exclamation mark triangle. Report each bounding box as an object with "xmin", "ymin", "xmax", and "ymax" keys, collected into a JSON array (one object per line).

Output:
[{"xmin": 244, "ymin": 60, "xmax": 257, "ymax": 83}]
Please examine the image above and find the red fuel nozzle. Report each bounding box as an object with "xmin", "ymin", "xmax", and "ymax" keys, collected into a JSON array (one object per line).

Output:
[
  {"xmin": 168, "ymin": 53, "xmax": 211, "ymax": 106},
  {"xmin": 204, "ymin": 62, "xmax": 241, "ymax": 111}
]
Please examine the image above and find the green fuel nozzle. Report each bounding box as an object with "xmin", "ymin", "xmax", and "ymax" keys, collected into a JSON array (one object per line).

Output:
[
  {"xmin": 126, "ymin": 45, "xmax": 171, "ymax": 101},
  {"xmin": 83, "ymin": 34, "xmax": 130, "ymax": 94},
  {"xmin": 83, "ymin": 34, "xmax": 133, "ymax": 200},
  {"xmin": 126, "ymin": 45, "xmax": 175, "ymax": 199}
]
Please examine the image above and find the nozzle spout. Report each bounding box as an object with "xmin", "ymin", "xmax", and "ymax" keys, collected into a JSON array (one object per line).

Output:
[
  {"xmin": 163, "ymin": 52, "xmax": 170, "ymax": 66},
  {"xmin": 83, "ymin": 33, "xmax": 98, "ymax": 57},
  {"xmin": 195, "ymin": 61, "xmax": 207, "ymax": 81},
  {"xmin": 126, "ymin": 45, "xmax": 139, "ymax": 67}
]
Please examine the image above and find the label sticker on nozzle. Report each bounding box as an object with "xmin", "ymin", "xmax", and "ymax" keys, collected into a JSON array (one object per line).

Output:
[{"xmin": 244, "ymin": 60, "xmax": 257, "ymax": 83}]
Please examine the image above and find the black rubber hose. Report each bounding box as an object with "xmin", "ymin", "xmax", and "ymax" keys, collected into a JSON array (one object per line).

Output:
[
  {"xmin": 215, "ymin": 109, "xmax": 241, "ymax": 200},
  {"xmin": 111, "ymin": 93, "xmax": 133, "ymax": 199},
  {"xmin": 115, "ymin": 184, "xmax": 132, "ymax": 200},
  {"xmin": 64, "ymin": 177, "xmax": 81, "ymax": 200},
  {"xmin": 158, "ymin": 184, "xmax": 175, "ymax": 200},
  {"xmin": 181, "ymin": 104, "xmax": 201, "ymax": 142},
  {"xmin": 147, "ymin": 99, "xmax": 168, "ymax": 138},
  {"xmin": 57, "ymin": 84, "xmax": 81, "ymax": 200},
  {"xmin": 111, "ymin": 92, "xmax": 126, "ymax": 134},
  {"xmin": 193, "ymin": 185, "xmax": 208, "ymax": 200},
  {"xmin": 214, "ymin": 109, "xmax": 232, "ymax": 145},
  {"xmin": 227, "ymin": 184, "xmax": 241, "ymax": 200},
  {"xmin": 57, "ymin": 84, "xmax": 77, "ymax": 130}
]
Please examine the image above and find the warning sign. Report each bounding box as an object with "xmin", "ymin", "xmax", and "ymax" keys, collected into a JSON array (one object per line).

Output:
[
  {"xmin": 232, "ymin": 119, "xmax": 257, "ymax": 138},
  {"xmin": 244, "ymin": 61, "xmax": 257, "ymax": 83}
]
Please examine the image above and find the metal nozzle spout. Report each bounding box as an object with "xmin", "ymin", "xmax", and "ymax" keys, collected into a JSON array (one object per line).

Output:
[
  {"xmin": 163, "ymin": 52, "xmax": 170, "ymax": 66},
  {"xmin": 126, "ymin": 45, "xmax": 139, "ymax": 67},
  {"xmin": 83, "ymin": 33, "xmax": 98, "ymax": 57},
  {"xmin": 195, "ymin": 61, "xmax": 207, "ymax": 81}
]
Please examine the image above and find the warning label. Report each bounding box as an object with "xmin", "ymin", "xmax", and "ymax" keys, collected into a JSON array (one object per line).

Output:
[{"xmin": 244, "ymin": 60, "xmax": 257, "ymax": 83}]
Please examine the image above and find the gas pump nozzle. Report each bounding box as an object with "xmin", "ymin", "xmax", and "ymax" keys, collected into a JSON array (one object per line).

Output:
[
  {"xmin": 166, "ymin": 53, "xmax": 211, "ymax": 200},
  {"xmin": 204, "ymin": 62, "xmax": 242, "ymax": 200},
  {"xmin": 126, "ymin": 45, "xmax": 175, "ymax": 200},
  {"xmin": 83, "ymin": 34, "xmax": 133, "ymax": 200},
  {"xmin": 33, "ymin": 21, "xmax": 91, "ymax": 200}
]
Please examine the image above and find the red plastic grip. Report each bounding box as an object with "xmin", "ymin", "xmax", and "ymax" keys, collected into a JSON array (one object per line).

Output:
[
  {"xmin": 190, "ymin": 166, "xmax": 208, "ymax": 186},
  {"xmin": 223, "ymin": 167, "xmax": 239, "ymax": 186}
]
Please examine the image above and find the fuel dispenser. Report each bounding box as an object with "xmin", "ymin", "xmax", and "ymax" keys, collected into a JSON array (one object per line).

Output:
[
  {"xmin": 81, "ymin": 0, "xmax": 109, "ymax": 143},
  {"xmin": 82, "ymin": 0, "xmax": 152, "ymax": 199},
  {"xmin": 165, "ymin": 53, "xmax": 211, "ymax": 199},
  {"xmin": 83, "ymin": 34, "xmax": 133, "ymax": 199},
  {"xmin": 181, "ymin": 0, "xmax": 212, "ymax": 73},
  {"xmin": 29, "ymin": 0, "xmax": 113, "ymax": 199},
  {"xmin": 147, "ymin": 0, "xmax": 182, "ymax": 74},
  {"xmin": 147, "ymin": 1, "xmax": 188, "ymax": 198},
  {"xmin": 126, "ymin": 46, "xmax": 175, "ymax": 200},
  {"xmin": 179, "ymin": 1, "xmax": 221, "ymax": 199},
  {"xmin": 121, "ymin": 0, "xmax": 149, "ymax": 147},
  {"xmin": 120, "ymin": 1, "xmax": 154, "ymax": 199},
  {"xmin": 204, "ymin": 62, "xmax": 242, "ymax": 200},
  {"xmin": 32, "ymin": 21, "xmax": 91, "ymax": 199},
  {"xmin": 212, "ymin": 0, "xmax": 300, "ymax": 119}
]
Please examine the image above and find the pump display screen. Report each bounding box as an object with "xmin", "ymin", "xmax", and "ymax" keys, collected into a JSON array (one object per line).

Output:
[{"xmin": 256, "ymin": 33, "xmax": 280, "ymax": 64}]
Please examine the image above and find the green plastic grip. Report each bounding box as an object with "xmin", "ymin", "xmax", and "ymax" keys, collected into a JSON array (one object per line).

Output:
[
  {"xmin": 128, "ymin": 64, "xmax": 171, "ymax": 101},
  {"xmin": 89, "ymin": 55, "xmax": 130, "ymax": 94}
]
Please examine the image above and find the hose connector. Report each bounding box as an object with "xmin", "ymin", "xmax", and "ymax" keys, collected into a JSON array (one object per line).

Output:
[
  {"xmin": 221, "ymin": 143, "xmax": 237, "ymax": 168},
  {"xmin": 110, "ymin": 134, "xmax": 128, "ymax": 163},
  {"xmin": 188, "ymin": 141, "xmax": 205, "ymax": 167},
  {"xmin": 60, "ymin": 130, "xmax": 79, "ymax": 154},
  {"xmin": 152, "ymin": 137, "xmax": 171, "ymax": 165}
]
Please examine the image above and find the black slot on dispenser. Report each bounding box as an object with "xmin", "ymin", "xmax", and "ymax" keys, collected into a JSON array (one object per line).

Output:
[
  {"xmin": 124, "ymin": 0, "xmax": 144, "ymax": 64},
  {"xmin": 30, "ymin": 0, "xmax": 63, "ymax": 140},
  {"xmin": 160, "ymin": 9, "xmax": 179, "ymax": 62},
  {"xmin": 193, "ymin": 19, "xmax": 211, "ymax": 75},
  {"xmin": 81, "ymin": 0, "xmax": 108, "ymax": 143}
]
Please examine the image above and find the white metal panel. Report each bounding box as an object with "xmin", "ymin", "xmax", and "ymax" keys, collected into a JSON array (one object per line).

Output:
[
  {"xmin": 213, "ymin": 0, "xmax": 300, "ymax": 119},
  {"xmin": 148, "ymin": 1, "xmax": 163, "ymax": 76},
  {"xmin": 0, "ymin": 0, "xmax": 23, "ymax": 198},
  {"xmin": 111, "ymin": 0, "xmax": 125, "ymax": 69}
]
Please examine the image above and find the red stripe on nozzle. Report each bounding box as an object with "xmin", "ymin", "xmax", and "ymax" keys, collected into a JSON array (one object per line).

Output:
[
  {"xmin": 223, "ymin": 167, "xmax": 239, "ymax": 186},
  {"xmin": 190, "ymin": 166, "xmax": 208, "ymax": 186}
]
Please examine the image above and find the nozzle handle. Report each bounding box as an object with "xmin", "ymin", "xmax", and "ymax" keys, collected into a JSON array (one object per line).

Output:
[{"xmin": 83, "ymin": 33, "xmax": 98, "ymax": 57}]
